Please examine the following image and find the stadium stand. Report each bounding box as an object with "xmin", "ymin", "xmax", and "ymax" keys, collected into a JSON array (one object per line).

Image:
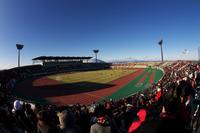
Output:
[
  {"xmin": 1, "ymin": 61, "xmax": 200, "ymax": 133},
  {"xmin": 32, "ymin": 56, "xmax": 111, "ymax": 74}
]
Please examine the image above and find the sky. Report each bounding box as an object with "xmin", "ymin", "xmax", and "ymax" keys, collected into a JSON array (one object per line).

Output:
[{"xmin": 0, "ymin": 0, "xmax": 200, "ymax": 69}]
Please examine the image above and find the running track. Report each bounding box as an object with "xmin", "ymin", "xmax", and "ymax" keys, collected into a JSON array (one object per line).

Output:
[{"xmin": 15, "ymin": 68, "xmax": 162, "ymax": 105}]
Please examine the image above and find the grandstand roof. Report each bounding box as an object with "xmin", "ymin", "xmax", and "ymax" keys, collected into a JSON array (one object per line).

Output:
[{"xmin": 32, "ymin": 56, "xmax": 92, "ymax": 61}]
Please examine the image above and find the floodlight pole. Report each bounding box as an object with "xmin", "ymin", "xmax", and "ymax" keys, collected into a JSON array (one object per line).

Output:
[
  {"xmin": 160, "ymin": 44, "xmax": 163, "ymax": 62},
  {"xmin": 16, "ymin": 44, "xmax": 24, "ymax": 67},
  {"xmin": 158, "ymin": 40, "xmax": 164, "ymax": 62},
  {"xmin": 93, "ymin": 50, "xmax": 99, "ymax": 64},
  {"xmin": 18, "ymin": 49, "xmax": 20, "ymax": 67},
  {"xmin": 95, "ymin": 53, "xmax": 97, "ymax": 63}
]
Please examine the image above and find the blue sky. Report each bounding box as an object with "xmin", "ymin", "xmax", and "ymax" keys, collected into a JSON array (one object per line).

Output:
[{"xmin": 0, "ymin": 0, "xmax": 200, "ymax": 69}]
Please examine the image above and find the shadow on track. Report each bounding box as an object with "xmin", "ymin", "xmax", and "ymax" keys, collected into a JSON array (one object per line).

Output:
[{"xmin": 16, "ymin": 80, "xmax": 115, "ymax": 98}]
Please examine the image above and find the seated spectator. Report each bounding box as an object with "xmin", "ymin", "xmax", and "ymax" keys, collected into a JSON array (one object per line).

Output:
[
  {"xmin": 37, "ymin": 110, "xmax": 59, "ymax": 133},
  {"xmin": 12, "ymin": 100, "xmax": 34, "ymax": 133},
  {"xmin": 90, "ymin": 105, "xmax": 112, "ymax": 133},
  {"xmin": 58, "ymin": 110, "xmax": 83, "ymax": 133},
  {"xmin": 0, "ymin": 108, "xmax": 11, "ymax": 133}
]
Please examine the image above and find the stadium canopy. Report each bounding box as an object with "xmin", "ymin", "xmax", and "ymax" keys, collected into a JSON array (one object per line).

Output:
[{"xmin": 32, "ymin": 56, "xmax": 92, "ymax": 62}]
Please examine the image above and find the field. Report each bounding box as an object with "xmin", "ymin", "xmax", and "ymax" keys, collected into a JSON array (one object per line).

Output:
[
  {"xmin": 48, "ymin": 69, "xmax": 137, "ymax": 84},
  {"xmin": 15, "ymin": 68, "xmax": 163, "ymax": 105}
]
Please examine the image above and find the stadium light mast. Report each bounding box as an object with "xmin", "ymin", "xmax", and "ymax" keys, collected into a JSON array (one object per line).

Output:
[
  {"xmin": 16, "ymin": 44, "xmax": 24, "ymax": 67},
  {"xmin": 93, "ymin": 49, "xmax": 99, "ymax": 63},
  {"xmin": 198, "ymin": 47, "xmax": 200, "ymax": 62},
  {"xmin": 158, "ymin": 40, "xmax": 164, "ymax": 62}
]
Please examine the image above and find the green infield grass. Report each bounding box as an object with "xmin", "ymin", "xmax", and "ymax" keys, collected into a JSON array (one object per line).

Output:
[{"xmin": 48, "ymin": 69, "xmax": 137, "ymax": 84}]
